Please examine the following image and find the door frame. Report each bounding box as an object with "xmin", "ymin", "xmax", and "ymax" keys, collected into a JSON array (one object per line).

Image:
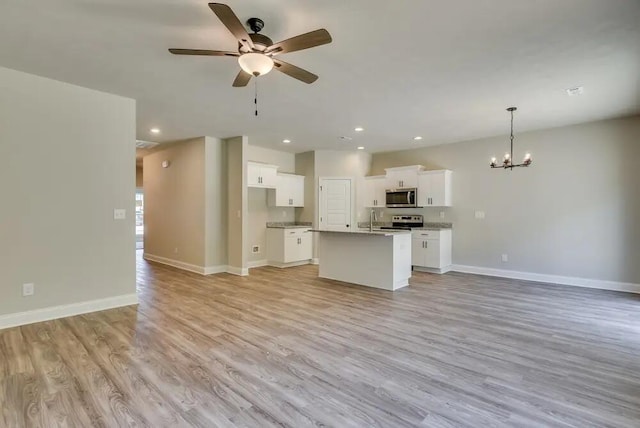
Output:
[{"xmin": 318, "ymin": 177, "xmax": 355, "ymax": 231}]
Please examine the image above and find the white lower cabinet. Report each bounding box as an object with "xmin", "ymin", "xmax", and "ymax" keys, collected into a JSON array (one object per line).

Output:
[
  {"xmin": 266, "ymin": 228, "xmax": 312, "ymax": 267},
  {"xmin": 411, "ymin": 229, "xmax": 452, "ymax": 273}
]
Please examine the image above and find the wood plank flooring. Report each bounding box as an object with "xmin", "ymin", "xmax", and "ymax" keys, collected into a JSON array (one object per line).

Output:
[{"xmin": 1, "ymin": 254, "xmax": 640, "ymax": 427}]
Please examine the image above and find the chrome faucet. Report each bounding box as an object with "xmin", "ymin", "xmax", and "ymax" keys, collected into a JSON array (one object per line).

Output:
[{"xmin": 369, "ymin": 209, "xmax": 377, "ymax": 232}]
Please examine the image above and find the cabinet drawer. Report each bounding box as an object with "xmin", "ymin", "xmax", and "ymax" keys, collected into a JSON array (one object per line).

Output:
[
  {"xmin": 283, "ymin": 228, "xmax": 310, "ymax": 237},
  {"xmin": 412, "ymin": 230, "xmax": 440, "ymax": 239}
]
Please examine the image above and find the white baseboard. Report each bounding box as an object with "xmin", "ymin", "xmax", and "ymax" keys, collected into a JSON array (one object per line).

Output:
[
  {"xmin": 248, "ymin": 260, "xmax": 268, "ymax": 269},
  {"xmin": 311, "ymin": 258, "xmax": 320, "ymax": 265},
  {"xmin": 144, "ymin": 253, "xmax": 227, "ymax": 276},
  {"xmin": 268, "ymin": 260, "xmax": 312, "ymax": 269},
  {"xmin": 414, "ymin": 265, "xmax": 452, "ymax": 275},
  {"xmin": 451, "ymin": 264, "xmax": 640, "ymax": 294},
  {"xmin": 204, "ymin": 265, "xmax": 228, "ymax": 275},
  {"xmin": 227, "ymin": 266, "xmax": 249, "ymax": 276},
  {"xmin": 0, "ymin": 293, "xmax": 139, "ymax": 331},
  {"xmin": 144, "ymin": 253, "xmax": 205, "ymax": 274}
]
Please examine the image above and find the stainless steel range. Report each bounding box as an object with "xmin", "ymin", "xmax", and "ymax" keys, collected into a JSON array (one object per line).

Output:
[{"xmin": 380, "ymin": 215, "xmax": 424, "ymax": 230}]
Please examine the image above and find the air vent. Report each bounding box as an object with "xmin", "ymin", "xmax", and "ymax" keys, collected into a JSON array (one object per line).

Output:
[{"xmin": 136, "ymin": 140, "xmax": 159, "ymax": 149}]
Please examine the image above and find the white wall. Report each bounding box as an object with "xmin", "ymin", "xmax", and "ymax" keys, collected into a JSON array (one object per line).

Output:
[
  {"xmin": 371, "ymin": 116, "xmax": 640, "ymax": 285},
  {"xmin": 0, "ymin": 66, "xmax": 136, "ymax": 322},
  {"xmin": 246, "ymin": 144, "xmax": 296, "ymax": 264}
]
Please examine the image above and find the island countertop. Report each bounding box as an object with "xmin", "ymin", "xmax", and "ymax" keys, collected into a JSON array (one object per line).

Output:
[{"xmin": 310, "ymin": 229, "xmax": 411, "ymax": 236}]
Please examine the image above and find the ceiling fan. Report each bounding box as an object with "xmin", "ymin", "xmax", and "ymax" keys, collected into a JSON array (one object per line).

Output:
[{"xmin": 169, "ymin": 3, "xmax": 332, "ymax": 87}]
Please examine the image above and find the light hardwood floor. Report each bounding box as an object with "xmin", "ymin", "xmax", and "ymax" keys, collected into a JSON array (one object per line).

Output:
[{"xmin": 1, "ymin": 254, "xmax": 640, "ymax": 427}]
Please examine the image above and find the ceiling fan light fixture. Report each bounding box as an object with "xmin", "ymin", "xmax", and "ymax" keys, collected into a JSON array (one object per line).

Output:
[{"xmin": 238, "ymin": 52, "xmax": 274, "ymax": 76}]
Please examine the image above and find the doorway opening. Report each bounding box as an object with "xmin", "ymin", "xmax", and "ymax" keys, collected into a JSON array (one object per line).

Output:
[{"xmin": 135, "ymin": 189, "xmax": 144, "ymax": 250}]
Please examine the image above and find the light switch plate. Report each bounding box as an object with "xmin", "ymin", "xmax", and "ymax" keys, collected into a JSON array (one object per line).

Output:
[
  {"xmin": 114, "ymin": 209, "xmax": 126, "ymax": 220},
  {"xmin": 22, "ymin": 283, "xmax": 34, "ymax": 296}
]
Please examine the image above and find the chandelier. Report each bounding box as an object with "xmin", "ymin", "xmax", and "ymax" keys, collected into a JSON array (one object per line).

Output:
[{"xmin": 490, "ymin": 107, "xmax": 532, "ymax": 169}]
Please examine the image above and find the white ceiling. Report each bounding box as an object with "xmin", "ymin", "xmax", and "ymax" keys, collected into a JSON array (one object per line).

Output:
[{"xmin": 1, "ymin": 0, "xmax": 638, "ymax": 153}]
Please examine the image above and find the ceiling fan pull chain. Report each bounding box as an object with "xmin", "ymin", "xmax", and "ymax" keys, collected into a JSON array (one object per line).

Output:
[{"xmin": 254, "ymin": 79, "xmax": 258, "ymax": 116}]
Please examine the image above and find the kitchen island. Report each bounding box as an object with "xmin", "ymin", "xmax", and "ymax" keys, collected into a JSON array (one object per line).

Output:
[{"xmin": 311, "ymin": 229, "xmax": 412, "ymax": 291}]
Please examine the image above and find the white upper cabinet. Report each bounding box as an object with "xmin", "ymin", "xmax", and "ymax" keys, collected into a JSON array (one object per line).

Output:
[
  {"xmin": 384, "ymin": 165, "xmax": 423, "ymax": 189},
  {"xmin": 247, "ymin": 161, "xmax": 278, "ymax": 188},
  {"xmin": 268, "ymin": 173, "xmax": 305, "ymax": 207},
  {"xmin": 362, "ymin": 176, "xmax": 386, "ymax": 208},
  {"xmin": 417, "ymin": 170, "xmax": 452, "ymax": 207}
]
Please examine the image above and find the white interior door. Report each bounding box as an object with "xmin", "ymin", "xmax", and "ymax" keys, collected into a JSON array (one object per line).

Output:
[{"xmin": 319, "ymin": 178, "xmax": 352, "ymax": 231}]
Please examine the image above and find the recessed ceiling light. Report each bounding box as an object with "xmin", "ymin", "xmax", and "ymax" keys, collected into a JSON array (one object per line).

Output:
[
  {"xmin": 566, "ymin": 86, "xmax": 584, "ymax": 96},
  {"xmin": 282, "ymin": 139, "xmax": 291, "ymax": 144},
  {"xmin": 354, "ymin": 127, "xmax": 364, "ymax": 132},
  {"xmin": 150, "ymin": 128, "xmax": 161, "ymax": 134},
  {"xmin": 357, "ymin": 146, "xmax": 365, "ymax": 150},
  {"xmin": 414, "ymin": 136, "xmax": 423, "ymax": 141}
]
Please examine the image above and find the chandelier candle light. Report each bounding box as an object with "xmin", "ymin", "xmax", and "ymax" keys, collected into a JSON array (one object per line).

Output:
[{"xmin": 490, "ymin": 107, "xmax": 532, "ymax": 170}]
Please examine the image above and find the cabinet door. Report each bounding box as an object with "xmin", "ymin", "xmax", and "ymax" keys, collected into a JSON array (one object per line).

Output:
[
  {"xmin": 411, "ymin": 239, "xmax": 425, "ymax": 266},
  {"xmin": 283, "ymin": 235, "xmax": 299, "ymax": 262},
  {"xmin": 274, "ymin": 174, "xmax": 291, "ymax": 206},
  {"xmin": 299, "ymin": 232, "xmax": 312, "ymax": 260},
  {"xmin": 417, "ymin": 173, "xmax": 432, "ymax": 206},
  {"xmin": 399, "ymin": 171, "xmax": 418, "ymax": 188},
  {"xmin": 386, "ymin": 171, "xmax": 404, "ymax": 189},
  {"xmin": 247, "ymin": 163, "xmax": 261, "ymax": 187},
  {"xmin": 424, "ymin": 239, "xmax": 441, "ymax": 268},
  {"xmin": 429, "ymin": 172, "xmax": 446, "ymax": 206},
  {"xmin": 261, "ymin": 165, "xmax": 278, "ymax": 188},
  {"xmin": 363, "ymin": 178, "xmax": 377, "ymax": 208},
  {"xmin": 418, "ymin": 170, "xmax": 452, "ymax": 207},
  {"xmin": 374, "ymin": 178, "xmax": 386, "ymax": 207},
  {"xmin": 291, "ymin": 176, "xmax": 305, "ymax": 207}
]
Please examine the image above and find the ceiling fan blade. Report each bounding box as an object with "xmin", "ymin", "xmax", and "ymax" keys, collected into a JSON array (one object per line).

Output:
[
  {"xmin": 169, "ymin": 48, "xmax": 238, "ymax": 57},
  {"xmin": 266, "ymin": 29, "xmax": 332, "ymax": 55},
  {"xmin": 232, "ymin": 70, "xmax": 252, "ymax": 87},
  {"xmin": 208, "ymin": 3, "xmax": 254, "ymax": 51},
  {"xmin": 273, "ymin": 59, "xmax": 318, "ymax": 84}
]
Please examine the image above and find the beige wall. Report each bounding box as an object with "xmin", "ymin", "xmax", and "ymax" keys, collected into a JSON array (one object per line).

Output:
[
  {"xmin": 143, "ymin": 138, "xmax": 206, "ymax": 267},
  {"xmin": 205, "ymin": 137, "xmax": 228, "ymax": 268},
  {"xmin": 295, "ymin": 151, "xmax": 316, "ymax": 226},
  {"xmin": 314, "ymin": 150, "xmax": 372, "ymax": 223},
  {"xmin": 246, "ymin": 145, "xmax": 296, "ymax": 263},
  {"xmin": 371, "ymin": 116, "xmax": 640, "ymax": 284},
  {"xmin": 246, "ymin": 145, "xmax": 295, "ymax": 173},
  {"xmin": 226, "ymin": 137, "xmax": 248, "ymax": 272},
  {"xmin": 136, "ymin": 166, "xmax": 143, "ymax": 188},
  {"xmin": 0, "ymin": 66, "xmax": 136, "ymax": 317}
]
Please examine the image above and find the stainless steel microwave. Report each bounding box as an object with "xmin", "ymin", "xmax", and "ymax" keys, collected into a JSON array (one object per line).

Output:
[{"xmin": 385, "ymin": 188, "xmax": 418, "ymax": 208}]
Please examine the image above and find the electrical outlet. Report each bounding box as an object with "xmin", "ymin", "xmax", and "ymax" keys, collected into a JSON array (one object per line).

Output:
[
  {"xmin": 113, "ymin": 208, "xmax": 126, "ymax": 220},
  {"xmin": 501, "ymin": 254, "xmax": 508, "ymax": 262},
  {"xmin": 439, "ymin": 211, "xmax": 445, "ymax": 219},
  {"xmin": 22, "ymin": 283, "xmax": 34, "ymax": 297},
  {"xmin": 282, "ymin": 210, "xmax": 287, "ymax": 218},
  {"xmin": 252, "ymin": 245, "xmax": 260, "ymax": 254},
  {"xmin": 474, "ymin": 210, "xmax": 485, "ymax": 219},
  {"xmin": 174, "ymin": 247, "xmax": 179, "ymax": 254}
]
